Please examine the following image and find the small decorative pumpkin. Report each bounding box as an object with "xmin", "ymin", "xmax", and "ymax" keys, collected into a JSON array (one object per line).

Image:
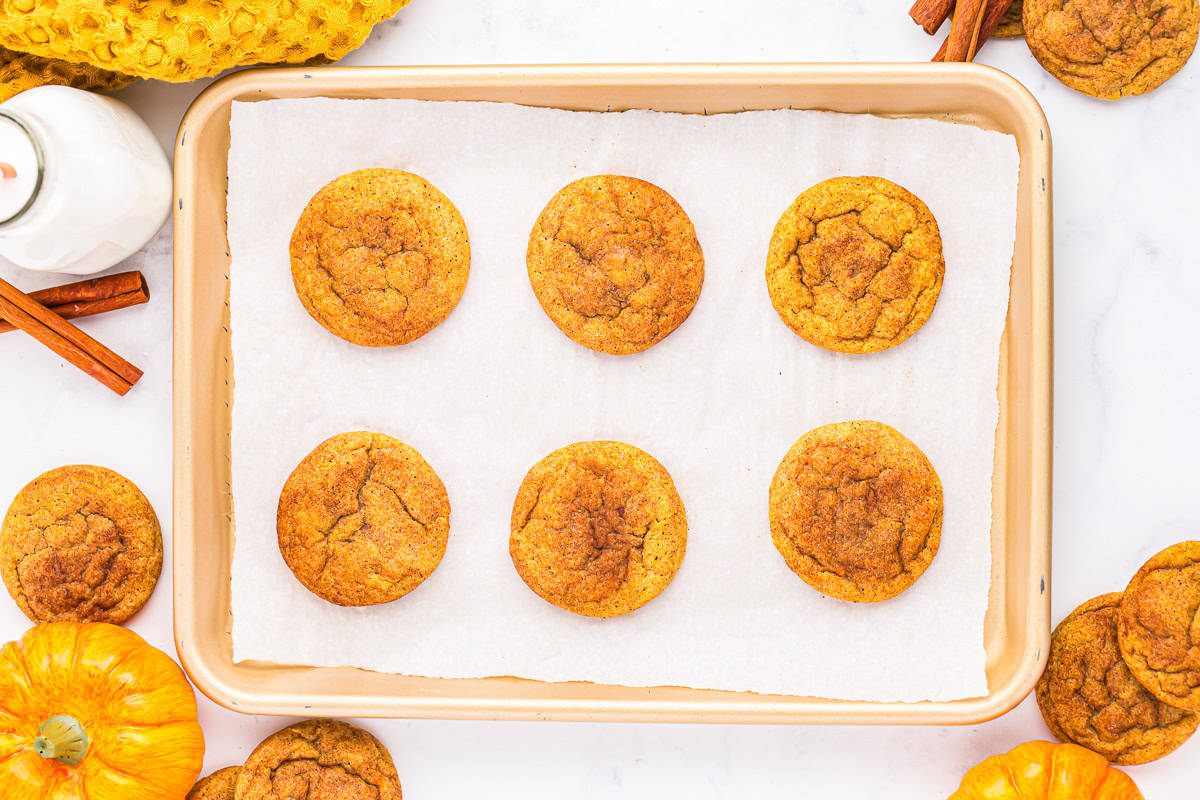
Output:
[
  {"xmin": 0, "ymin": 622, "xmax": 204, "ymax": 799},
  {"xmin": 949, "ymin": 741, "xmax": 1143, "ymax": 800}
]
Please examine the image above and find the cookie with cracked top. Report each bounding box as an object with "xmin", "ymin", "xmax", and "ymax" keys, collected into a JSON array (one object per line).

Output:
[
  {"xmin": 766, "ymin": 176, "xmax": 944, "ymax": 354},
  {"xmin": 277, "ymin": 431, "xmax": 450, "ymax": 607},
  {"xmin": 1037, "ymin": 592, "xmax": 1197, "ymax": 764},
  {"xmin": 290, "ymin": 168, "xmax": 470, "ymax": 347},
  {"xmin": 1119, "ymin": 541, "xmax": 1200, "ymax": 711},
  {"xmin": 0, "ymin": 464, "xmax": 162, "ymax": 624},
  {"xmin": 526, "ymin": 175, "xmax": 705, "ymax": 355},
  {"xmin": 188, "ymin": 767, "xmax": 241, "ymax": 800},
  {"xmin": 768, "ymin": 420, "xmax": 943, "ymax": 603},
  {"xmin": 1024, "ymin": 0, "xmax": 1199, "ymax": 99},
  {"xmin": 510, "ymin": 440, "xmax": 687, "ymax": 617},
  {"xmin": 235, "ymin": 719, "xmax": 402, "ymax": 800}
]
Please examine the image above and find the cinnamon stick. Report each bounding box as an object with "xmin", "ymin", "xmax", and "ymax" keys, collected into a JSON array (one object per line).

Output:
[
  {"xmin": 0, "ymin": 271, "xmax": 149, "ymax": 334},
  {"xmin": 934, "ymin": 0, "xmax": 1016, "ymax": 61},
  {"xmin": 941, "ymin": 0, "xmax": 987, "ymax": 61},
  {"xmin": 0, "ymin": 276, "xmax": 142, "ymax": 395},
  {"xmin": 909, "ymin": 0, "xmax": 956, "ymax": 35}
]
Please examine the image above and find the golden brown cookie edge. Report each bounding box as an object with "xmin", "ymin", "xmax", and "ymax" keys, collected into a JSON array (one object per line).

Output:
[
  {"xmin": 276, "ymin": 431, "xmax": 451, "ymax": 607},
  {"xmin": 234, "ymin": 719, "xmax": 402, "ymax": 800},
  {"xmin": 525, "ymin": 174, "xmax": 705, "ymax": 356},
  {"xmin": 187, "ymin": 766, "xmax": 241, "ymax": 800},
  {"xmin": 0, "ymin": 464, "xmax": 163, "ymax": 624},
  {"xmin": 1119, "ymin": 540, "xmax": 1200, "ymax": 712},
  {"xmin": 509, "ymin": 440, "xmax": 688, "ymax": 617},
  {"xmin": 1022, "ymin": 0, "xmax": 1200, "ymax": 100},
  {"xmin": 1035, "ymin": 592, "xmax": 1198, "ymax": 765},
  {"xmin": 289, "ymin": 168, "xmax": 471, "ymax": 348},
  {"xmin": 764, "ymin": 176, "xmax": 945, "ymax": 355},
  {"xmin": 768, "ymin": 420, "xmax": 944, "ymax": 603}
]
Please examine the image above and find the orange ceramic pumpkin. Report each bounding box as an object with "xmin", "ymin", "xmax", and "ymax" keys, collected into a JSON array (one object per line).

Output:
[
  {"xmin": 0, "ymin": 622, "xmax": 204, "ymax": 799},
  {"xmin": 949, "ymin": 741, "xmax": 1143, "ymax": 800}
]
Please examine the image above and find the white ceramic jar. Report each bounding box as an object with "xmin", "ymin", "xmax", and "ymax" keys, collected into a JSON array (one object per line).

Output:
[{"xmin": 0, "ymin": 85, "xmax": 172, "ymax": 275}]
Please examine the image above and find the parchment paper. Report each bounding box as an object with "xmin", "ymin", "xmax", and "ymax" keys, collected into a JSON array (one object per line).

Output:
[{"xmin": 227, "ymin": 97, "xmax": 1017, "ymax": 701}]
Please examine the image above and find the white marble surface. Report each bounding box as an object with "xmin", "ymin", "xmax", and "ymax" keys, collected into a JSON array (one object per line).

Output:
[{"xmin": 2, "ymin": 0, "xmax": 1199, "ymax": 796}]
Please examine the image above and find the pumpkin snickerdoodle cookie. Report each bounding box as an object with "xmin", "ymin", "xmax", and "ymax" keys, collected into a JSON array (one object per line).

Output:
[
  {"xmin": 527, "ymin": 175, "xmax": 705, "ymax": 355},
  {"xmin": 765, "ymin": 176, "xmax": 945, "ymax": 355},
  {"xmin": 236, "ymin": 719, "xmax": 402, "ymax": 800},
  {"xmin": 1023, "ymin": 0, "xmax": 1199, "ymax": 99},
  {"xmin": 277, "ymin": 431, "xmax": 450, "ymax": 607},
  {"xmin": 1119, "ymin": 541, "xmax": 1200, "ymax": 711},
  {"xmin": 1036, "ymin": 593, "xmax": 1197, "ymax": 765},
  {"xmin": 996, "ymin": 0, "xmax": 1025, "ymax": 38},
  {"xmin": 0, "ymin": 465, "xmax": 162, "ymax": 624},
  {"xmin": 290, "ymin": 168, "xmax": 470, "ymax": 347},
  {"xmin": 768, "ymin": 421, "xmax": 943, "ymax": 603},
  {"xmin": 188, "ymin": 767, "xmax": 241, "ymax": 800},
  {"xmin": 510, "ymin": 441, "xmax": 687, "ymax": 617}
]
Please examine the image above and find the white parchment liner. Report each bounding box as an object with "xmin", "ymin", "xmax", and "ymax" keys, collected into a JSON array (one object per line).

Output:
[{"xmin": 227, "ymin": 98, "xmax": 1017, "ymax": 701}]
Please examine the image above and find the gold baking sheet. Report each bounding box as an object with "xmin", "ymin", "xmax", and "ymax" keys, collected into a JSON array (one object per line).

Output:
[{"xmin": 172, "ymin": 63, "xmax": 1052, "ymax": 723}]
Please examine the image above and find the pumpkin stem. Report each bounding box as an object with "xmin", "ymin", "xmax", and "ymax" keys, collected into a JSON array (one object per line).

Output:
[{"xmin": 32, "ymin": 715, "xmax": 89, "ymax": 766}]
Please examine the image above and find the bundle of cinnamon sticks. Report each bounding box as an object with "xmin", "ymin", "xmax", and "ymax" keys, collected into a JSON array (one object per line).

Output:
[
  {"xmin": 910, "ymin": 0, "xmax": 1016, "ymax": 62},
  {"xmin": 0, "ymin": 270, "xmax": 149, "ymax": 395}
]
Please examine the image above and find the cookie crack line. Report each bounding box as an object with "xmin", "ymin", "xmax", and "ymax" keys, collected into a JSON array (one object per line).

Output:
[
  {"xmin": 545, "ymin": 230, "xmax": 666, "ymax": 322},
  {"xmin": 792, "ymin": 207, "xmax": 904, "ymax": 255},
  {"xmin": 786, "ymin": 469, "xmax": 933, "ymax": 581},
  {"xmin": 769, "ymin": 421, "xmax": 942, "ymax": 602},
  {"xmin": 1063, "ymin": 0, "xmax": 1179, "ymax": 57},
  {"xmin": 243, "ymin": 721, "xmax": 402, "ymax": 800},
  {"xmin": 309, "ymin": 249, "xmax": 418, "ymax": 332},
  {"xmin": 521, "ymin": 481, "xmax": 653, "ymax": 577},
  {"xmin": 279, "ymin": 431, "xmax": 450, "ymax": 606},
  {"xmin": 314, "ymin": 448, "xmax": 430, "ymax": 582},
  {"xmin": 291, "ymin": 169, "xmax": 469, "ymax": 347},
  {"xmin": 5, "ymin": 503, "xmax": 155, "ymax": 621},
  {"xmin": 767, "ymin": 177, "xmax": 944, "ymax": 354},
  {"xmin": 1068, "ymin": 3, "xmax": 1132, "ymax": 55},
  {"xmin": 517, "ymin": 484, "xmax": 546, "ymax": 531},
  {"xmin": 550, "ymin": 244, "xmax": 639, "ymax": 299},
  {"xmin": 788, "ymin": 213, "xmax": 912, "ymax": 303},
  {"xmin": 579, "ymin": 500, "xmax": 650, "ymax": 571},
  {"xmin": 1027, "ymin": 0, "xmax": 1198, "ymax": 97},
  {"xmin": 1039, "ymin": 594, "xmax": 1199, "ymax": 764},
  {"xmin": 11, "ymin": 541, "xmax": 130, "ymax": 608},
  {"xmin": 510, "ymin": 441, "xmax": 687, "ymax": 616},
  {"xmin": 528, "ymin": 175, "xmax": 703, "ymax": 355},
  {"xmin": 265, "ymin": 756, "xmax": 385, "ymax": 798}
]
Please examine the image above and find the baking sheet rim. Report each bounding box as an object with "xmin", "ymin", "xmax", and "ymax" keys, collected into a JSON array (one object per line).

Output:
[{"xmin": 172, "ymin": 62, "xmax": 1052, "ymax": 723}]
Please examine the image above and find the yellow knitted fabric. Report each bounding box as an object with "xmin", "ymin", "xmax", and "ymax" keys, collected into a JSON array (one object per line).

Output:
[
  {"xmin": 1, "ymin": 45, "xmax": 133, "ymax": 101},
  {"xmin": 0, "ymin": 0, "xmax": 411, "ymax": 83}
]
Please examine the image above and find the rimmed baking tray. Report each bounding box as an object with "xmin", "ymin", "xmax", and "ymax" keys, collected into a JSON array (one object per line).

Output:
[{"xmin": 173, "ymin": 63, "xmax": 1052, "ymax": 723}]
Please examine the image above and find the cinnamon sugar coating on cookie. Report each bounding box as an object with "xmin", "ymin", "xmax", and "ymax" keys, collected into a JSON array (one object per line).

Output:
[
  {"xmin": 527, "ymin": 175, "xmax": 704, "ymax": 355},
  {"xmin": 1024, "ymin": 0, "xmax": 1199, "ymax": 98},
  {"xmin": 1037, "ymin": 592, "xmax": 1197, "ymax": 764},
  {"xmin": 1, "ymin": 465, "xmax": 162, "ymax": 624},
  {"xmin": 766, "ymin": 176, "xmax": 944, "ymax": 354},
  {"xmin": 1119, "ymin": 541, "xmax": 1200, "ymax": 711},
  {"xmin": 768, "ymin": 421, "xmax": 943, "ymax": 602},
  {"xmin": 510, "ymin": 441, "xmax": 687, "ymax": 617},
  {"xmin": 290, "ymin": 168, "xmax": 470, "ymax": 347},
  {"xmin": 236, "ymin": 719, "xmax": 402, "ymax": 800},
  {"xmin": 187, "ymin": 766, "xmax": 240, "ymax": 800},
  {"xmin": 277, "ymin": 431, "xmax": 450, "ymax": 607}
]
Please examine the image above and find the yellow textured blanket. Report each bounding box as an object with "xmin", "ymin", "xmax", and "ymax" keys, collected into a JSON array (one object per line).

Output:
[{"xmin": 0, "ymin": 0, "xmax": 411, "ymax": 101}]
